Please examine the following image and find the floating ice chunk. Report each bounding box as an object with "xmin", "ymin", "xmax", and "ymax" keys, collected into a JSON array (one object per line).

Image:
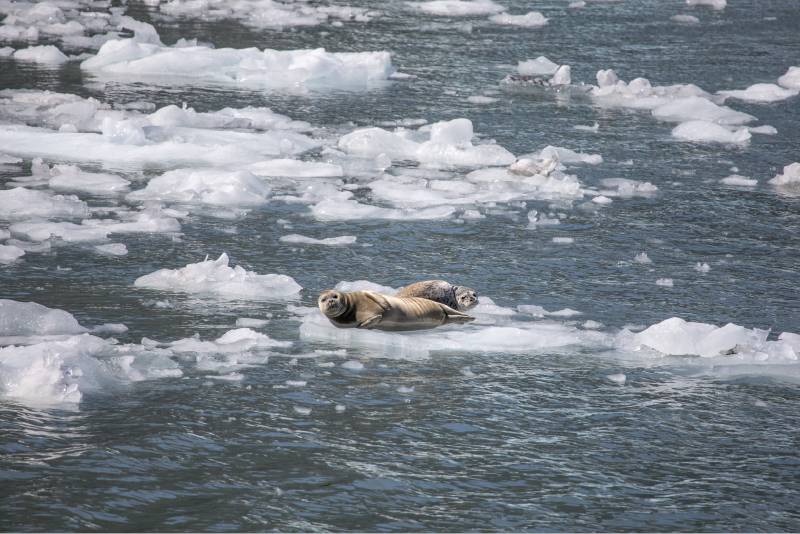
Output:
[
  {"xmin": 596, "ymin": 69, "xmax": 619, "ymax": 88},
  {"xmin": 430, "ymin": 118, "xmax": 472, "ymax": 144},
  {"xmin": 574, "ymin": 123, "xmax": 599, "ymax": 132},
  {"xmin": 552, "ymin": 65, "xmax": 571, "ymax": 85},
  {"xmin": 13, "ymin": 45, "xmax": 69, "ymax": 64},
  {"xmin": 517, "ymin": 305, "xmax": 581, "ymax": 317},
  {"xmin": 718, "ymin": 83, "xmax": 799, "ymax": 103},
  {"xmin": 0, "ymin": 299, "xmax": 87, "ymax": 336},
  {"xmin": 245, "ymin": 159, "xmax": 343, "ymax": 178},
  {"xmin": 415, "ymin": 140, "xmax": 516, "ymax": 166},
  {"xmin": 671, "ymin": 121, "xmax": 751, "ymax": 144},
  {"xmin": 0, "ymin": 25, "xmax": 40, "ymax": 41},
  {"xmin": 48, "ymin": 165, "xmax": 131, "ymax": 193},
  {"xmin": 406, "ymin": 0, "xmax": 506, "ymax": 16},
  {"xmin": 101, "ymin": 117, "xmax": 147, "ymax": 145},
  {"xmin": 777, "ymin": 66, "xmax": 800, "ymax": 90},
  {"xmin": 694, "ymin": 262, "xmax": 710, "ymax": 272},
  {"xmin": 0, "ymin": 154, "xmax": 22, "ymax": 164},
  {"xmin": 335, "ymin": 280, "xmax": 398, "ymax": 295},
  {"xmin": 0, "ymin": 245, "xmax": 25, "ymax": 262},
  {"xmin": 606, "ymin": 373, "xmax": 626, "ymax": 383},
  {"xmin": 95, "ymin": 243, "xmax": 128, "ymax": 256},
  {"xmin": 634, "ymin": 252, "xmax": 652, "ymax": 263},
  {"xmin": 746, "ymin": 125, "xmax": 777, "ymax": 135},
  {"xmin": 769, "ymin": 162, "xmax": 800, "ymax": 188},
  {"xmin": 134, "ymin": 252, "xmax": 302, "ymax": 299},
  {"xmin": 592, "ymin": 196, "xmax": 612, "ymax": 204},
  {"xmin": 634, "ymin": 317, "xmax": 716, "ymax": 355},
  {"xmin": 311, "ymin": 199, "xmax": 455, "ymax": 221},
  {"xmin": 466, "ymin": 95, "xmax": 498, "ymax": 104},
  {"xmin": 552, "ymin": 237, "xmax": 573, "ymax": 243},
  {"xmin": 670, "ymin": 14, "xmax": 699, "ymax": 23},
  {"xmin": 83, "ymin": 209, "xmax": 182, "ymax": 235},
  {"xmin": 462, "ymin": 209, "xmax": 485, "ymax": 219},
  {"xmin": 720, "ymin": 175, "xmax": 757, "ymax": 186},
  {"xmin": 686, "ymin": 0, "xmax": 725, "ymax": 9},
  {"xmin": 128, "ymin": 168, "xmax": 270, "ymax": 206},
  {"xmin": 82, "ymin": 40, "xmax": 394, "ymax": 88},
  {"xmin": 338, "ymin": 127, "xmax": 420, "ymax": 158},
  {"xmin": 280, "ymin": 234, "xmax": 357, "ymax": 245},
  {"xmin": 517, "ymin": 57, "xmax": 559, "ymax": 76},
  {"xmin": 335, "ymin": 404, "xmax": 346, "ymax": 412},
  {"xmin": 489, "ymin": 12, "xmax": 547, "ymax": 27},
  {"xmin": 342, "ymin": 360, "xmax": 364, "ymax": 370},
  {"xmin": 569, "ymin": 1, "xmax": 585, "ymax": 7},
  {"xmin": 236, "ymin": 318, "xmax": 269, "ymax": 328},
  {"xmin": 655, "ymin": 278, "xmax": 673, "ymax": 287},
  {"xmin": 9, "ymin": 220, "xmax": 110, "ymax": 242},
  {"xmin": 0, "ymin": 188, "xmax": 90, "ymax": 220},
  {"xmin": 537, "ymin": 146, "xmax": 602, "ymax": 164},
  {"xmin": 651, "ymin": 96, "xmax": 755, "ymax": 125},
  {"xmin": 582, "ymin": 320, "xmax": 603, "ymax": 329}
]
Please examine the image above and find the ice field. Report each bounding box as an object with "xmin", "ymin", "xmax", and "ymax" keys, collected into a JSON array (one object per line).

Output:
[{"xmin": 1, "ymin": 0, "xmax": 799, "ymax": 531}]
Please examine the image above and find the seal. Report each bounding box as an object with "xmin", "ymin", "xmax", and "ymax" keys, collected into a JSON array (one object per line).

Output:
[
  {"xmin": 318, "ymin": 289, "xmax": 475, "ymax": 332},
  {"xmin": 394, "ymin": 280, "xmax": 479, "ymax": 311}
]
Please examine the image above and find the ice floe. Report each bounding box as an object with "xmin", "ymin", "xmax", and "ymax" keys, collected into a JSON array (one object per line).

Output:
[
  {"xmin": 718, "ymin": 83, "xmax": 799, "ymax": 103},
  {"xmin": 81, "ymin": 39, "xmax": 395, "ymax": 89},
  {"xmin": 0, "ymin": 187, "xmax": 90, "ymax": 220},
  {"xmin": 13, "ymin": 44, "xmax": 69, "ymax": 64},
  {"xmin": 127, "ymin": 168, "xmax": 271, "ymax": 206},
  {"xmin": 671, "ymin": 121, "xmax": 751, "ymax": 145},
  {"xmin": 134, "ymin": 252, "xmax": 302, "ymax": 299},
  {"xmin": 0, "ymin": 299, "xmax": 182, "ymax": 405},
  {"xmin": 488, "ymin": 12, "xmax": 547, "ymax": 27},
  {"xmin": 777, "ymin": 67, "xmax": 800, "ymax": 90},
  {"xmin": 406, "ymin": 0, "xmax": 506, "ymax": 17},
  {"xmin": 279, "ymin": 234, "xmax": 357, "ymax": 245},
  {"xmin": 768, "ymin": 162, "xmax": 800, "ymax": 188}
]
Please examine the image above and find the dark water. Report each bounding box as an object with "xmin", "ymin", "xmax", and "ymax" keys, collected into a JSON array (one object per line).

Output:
[{"xmin": 1, "ymin": 0, "xmax": 800, "ymax": 531}]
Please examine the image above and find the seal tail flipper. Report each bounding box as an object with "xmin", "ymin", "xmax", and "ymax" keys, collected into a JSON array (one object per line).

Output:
[
  {"xmin": 357, "ymin": 315, "xmax": 383, "ymax": 329},
  {"xmin": 438, "ymin": 303, "xmax": 475, "ymax": 325},
  {"xmin": 361, "ymin": 290, "xmax": 392, "ymax": 311}
]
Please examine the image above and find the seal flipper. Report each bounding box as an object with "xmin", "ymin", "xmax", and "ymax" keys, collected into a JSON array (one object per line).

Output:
[
  {"xmin": 357, "ymin": 315, "xmax": 383, "ymax": 329},
  {"xmin": 438, "ymin": 303, "xmax": 475, "ymax": 325},
  {"xmin": 361, "ymin": 290, "xmax": 392, "ymax": 311}
]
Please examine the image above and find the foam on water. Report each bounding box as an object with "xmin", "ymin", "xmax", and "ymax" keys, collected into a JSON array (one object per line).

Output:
[{"xmin": 134, "ymin": 252, "xmax": 302, "ymax": 299}]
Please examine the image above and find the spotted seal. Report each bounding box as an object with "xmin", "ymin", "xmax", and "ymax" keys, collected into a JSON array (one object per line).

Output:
[
  {"xmin": 318, "ymin": 289, "xmax": 475, "ymax": 332},
  {"xmin": 394, "ymin": 280, "xmax": 479, "ymax": 311}
]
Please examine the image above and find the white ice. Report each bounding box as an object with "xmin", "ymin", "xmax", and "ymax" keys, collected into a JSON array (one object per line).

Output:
[
  {"xmin": 671, "ymin": 121, "xmax": 751, "ymax": 145},
  {"xmin": 650, "ymin": 96, "xmax": 755, "ymax": 125},
  {"xmin": 0, "ymin": 187, "xmax": 90, "ymax": 220},
  {"xmin": 685, "ymin": 0, "xmax": 725, "ymax": 9},
  {"xmin": 170, "ymin": 327, "xmax": 290, "ymax": 356},
  {"xmin": 777, "ymin": 67, "xmax": 800, "ymax": 90},
  {"xmin": 488, "ymin": 12, "xmax": 547, "ymax": 28},
  {"xmin": 0, "ymin": 244, "xmax": 25, "ymax": 261},
  {"xmin": 311, "ymin": 199, "xmax": 456, "ymax": 221},
  {"xmin": 768, "ymin": 162, "xmax": 800, "ymax": 188},
  {"xmin": 718, "ymin": 83, "xmax": 799, "ymax": 103},
  {"xmin": 516, "ymin": 56, "xmax": 559, "ymax": 76},
  {"xmin": 134, "ymin": 252, "xmax": 302, "ymax": 299},
  {"xmin": 82, "ymin": 39, "xmax": 395, "ymax": 89},
  {"xmin": 0, "ymin": 299, "xmax": 182, "ymax": 405},
  {"xmin": 338, "ymin": 118, "xmax": 516, "ymax": 166},
  {"xmin": 279, "ymin": 234, "xmax": 357, "ymax": 245},
  {"xmin": 13, "ymin": 45, "xmax": 69, "ymax": 64},
  {"xmin": 406, "ymin": 0, "xmax": 506, "ymax": 17},
  {"xmin": 127, "ymin": 168, "xmax": 270, "ymax": 206},
  {"xmin": 721, "ymin": 175, "xmax": 757, "ymax": 186},
  {"xmin": 334, "ymin": 280, "xmax": 399, "ymax": 295},
  {"xmin": 670, "ymin": 15, "xmax": 699, "ymax": 23}
]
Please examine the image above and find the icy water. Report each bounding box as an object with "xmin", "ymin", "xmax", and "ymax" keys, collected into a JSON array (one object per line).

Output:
[{"xmin": 1, "ymin": 0, "xmax": 800, "ymax": 531}]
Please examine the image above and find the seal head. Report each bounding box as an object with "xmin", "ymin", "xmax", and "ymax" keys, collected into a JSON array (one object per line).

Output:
[
  {"xmin": 454, "ymin": 286, "xmax": 478, "ymax": 310},
  {"xmin": 319, "ymin": 290, "xmax": 347, "ymax": 318}
]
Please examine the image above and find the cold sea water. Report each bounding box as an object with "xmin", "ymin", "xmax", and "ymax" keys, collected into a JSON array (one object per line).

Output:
[{"xmin": 1, "ymin": 0, "xmax": 800, "ymax": 531}]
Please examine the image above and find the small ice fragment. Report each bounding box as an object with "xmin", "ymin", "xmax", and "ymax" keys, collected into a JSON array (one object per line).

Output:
[
  {"xmin": 294, "ymin": 406, "xmax": 311, "ymax": 415},
  {"xmin": 461, "ymin": 209, "xmax": 485, "ymax": 219},
  {"xmin": 718, "ymin": 83, "xmax": 799, "ymax": 103},
  {"xmin": 607, "ymin": 373, "xmax": 626, "ymax": 384},
  {"xmin": 574, "ymin": 122, "xmax": 600, "ymax": 132},
  {"xmin": 94, "ymin": 243, "xmax": 128, "ymax": 256},
  {"xmin": 720, "ymin": 175, "xmax": 757, "ymax": 186},
  {"xmin": 488, "ymin": 12, "xmax": 547, "ymax": 27},
  {"xmin": 342, "ymin": 360, "xmax": 364, "ymax": 370},
  {"xmin": 694, "ymin": 262, "xmax": 710, "ymax": 272},
  {"xmin": 634, "ymin": 252, "xmax": 652, "ymax": 264},
  {"xmin": 592, "ymin": 196, "xmax": 612, "ymax": 204},
  {"xmin": 397, "ymin": 386, "xmax": 414, "ymax": 394},
  {"xmin": 335, "ymin": 404, "xmax": 346, "ymax": 412},
  {"xmin": 670, "ymin": 15, "xmax": 699, "ymax": 23},
  {"xmin": 286, "ymin": 380, "xmax": 307, "ymax": 387},
  {"xmin": 236, "ymin": 318, "xmax": 269, "ymax": 327},
  {"xmin": 466, "ymin": 95, "xmax": 498, "ymax": 104},
  {"xmin": 516, "ymin": 56, "xmax": 559, "ymax": 76},
  {"xmin": 672, "ymin": 121, "xmax": 751, "ymax": 144},
  {"xmin": 655, "ymin": 278, "xmax": 674, "ymax": 287},
  {"xmin": 279, "ymin": 234, "xmax": 357, "ymax": 245},
  {"xmin": 552, "ymin": 237, "xmax": 573, "ymax": 244},
  {"xmin": 318, "ymin": 361, "xmax": 335, "ymax": 367},
  {"xmin": 582, "ymin": 320, "xmax": 603, "ymax": 329},
  {"xmin": 460, "ymin": 366, "xmax": 475, "ymax": 377},
  {"xmin": 768, "ymin": 162, "xmax": 800, "ymax": 188}
]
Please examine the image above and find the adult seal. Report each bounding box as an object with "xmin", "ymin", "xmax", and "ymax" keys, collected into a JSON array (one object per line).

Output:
[
  {"xmin": 395, "ymin": 280, "xmax": 479, "ymax": 311},
  {"xmin": 318, "ymin": 289, "xmax": 475, "ymax": 332}
]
